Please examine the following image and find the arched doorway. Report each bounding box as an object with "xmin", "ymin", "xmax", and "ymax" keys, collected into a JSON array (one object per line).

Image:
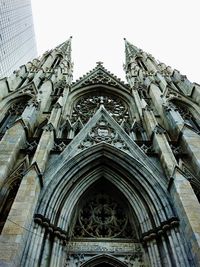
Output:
[
  {"xmin": 65, "ymin": 178, "xmax": 146, "ymax": 266},
  {"xmin": 24, "ymin": 144, "xmax": 188, "ymax": 267}
]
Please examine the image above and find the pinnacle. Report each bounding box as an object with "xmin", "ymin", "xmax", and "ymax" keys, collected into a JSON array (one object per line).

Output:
[
  {"xmin": 124, "ymin": 38, "xmax": 139, "ymax": 55},
  {"xmin": 124, "ymin": 38, "xmax": 141, "ymax": 65},
  {"xmin": 56, "ymin": 36, "xmax": 72, "ymax": 60}
]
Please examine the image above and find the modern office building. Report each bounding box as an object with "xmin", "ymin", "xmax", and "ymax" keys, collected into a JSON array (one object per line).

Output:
[
  {"xmin": 0, "ymin": 37, "xmax": 200, "ymax": 266},
  {"xmin": 0, "ymin": 0, "xmax": 37, "ymax": 78}
]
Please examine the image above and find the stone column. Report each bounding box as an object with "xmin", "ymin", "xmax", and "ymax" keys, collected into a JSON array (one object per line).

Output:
[
  {"xmin": 20, "ymin": 221, "xmax": 38, "ymax": 266},
  {"xmin": 148, "ymin": 83, "xmax": 164, "ymax": 116},
  {"xmin": 31, "ymin": 103, "xmax": 61, "ymax": 175},
  {"xmin": 160, "ymin": 234, "xmax": 172, "ymax": 267},
  {"xmin": 0, "ymin": 166, "xmax": 42, "ymax": 266},
  {"xmin": 145, "ymin": 235, "xmax": 162, "ymax": 267},
  {"xmin": 143, "ymin": 109, "xmax": 177, "ymax": 178},
  {"xmin": 181, "ymin": 127, "xmax": 200, "ymax": 177},
  {"xmin": 57, "ymin": 239, "xmax": 65, "ymax": 266},
  {"xmin": 131, "ymin": 88, "xmax": 143, "ymax": 119},
  {"xmin": 40, "ymin": 226, "xmax": 53, "ymax": 267},
  {"xmin": 165, "ymin": 106, "xmax": 200, "ymax": 178},
  {"xmin": 28, "ymin": 223, "xmax": 45, "ymax": 267},
  {"xmin": 50, "ymin": 235, "xmax": 60, "ymax": 267},
  {"xmin": 169, "ymin": 169, "xmax": 200, "ymax": 267}
]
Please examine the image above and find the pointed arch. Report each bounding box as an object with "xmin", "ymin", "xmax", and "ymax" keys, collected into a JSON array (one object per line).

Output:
[
  {"xmin": 38, "ymin": 143, "xmax": 174, "ymax": 236},
  {"xmin": 169, "ymin": 97, "xmax": 200, "ymax": 132},
  {"xmin": 33, "ymin": 118, "xmax": 48, "ymax": 138},
  {"xmin": 0, "ymin": 95, "xmax": 32, "ymax": 134},
  {"xmin": 80, "ymin": 254, "xmax": 127, "ymax": 267},
  {"xmin": 0, "ymin": 157, "xmax": 29, "ymax": 233},
  {"xmin": 51, "ymin": 53, "xmax": 63, "ymax": 68},
  {"xmin": 168, "ymin": 96, "xmax": 200, "ymax": 119}
]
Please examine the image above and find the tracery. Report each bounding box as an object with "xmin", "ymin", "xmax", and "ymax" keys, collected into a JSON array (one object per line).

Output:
[
  {"xmin": 72, "ymin": 180, "xmax": 136, "ymax": 239},
  {"xmin": 71, "ymin": 93, "xmax": 129, "ymax": 125}
]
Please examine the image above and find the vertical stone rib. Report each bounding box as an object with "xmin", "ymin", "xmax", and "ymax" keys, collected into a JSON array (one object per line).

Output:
[
  {"xmin": 0, "ymin": 168, "xmax": 41, "ymax": 266},
  {"xmin": 161, "ymin": 235, "xmax": 172, "ymax": 267}
]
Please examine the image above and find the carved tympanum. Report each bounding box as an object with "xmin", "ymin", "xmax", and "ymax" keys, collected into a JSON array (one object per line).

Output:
[{"xmin": 73, "ymin": 190, "xmax": 135, "ymax": 239}]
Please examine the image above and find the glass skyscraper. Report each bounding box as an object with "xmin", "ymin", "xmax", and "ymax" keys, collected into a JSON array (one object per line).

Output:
[{"xmin": 0, "ymin": 0, "xmax": 37, "ymax": 78}]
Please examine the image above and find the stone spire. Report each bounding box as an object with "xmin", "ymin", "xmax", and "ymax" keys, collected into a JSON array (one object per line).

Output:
[
  {"xmin": 33, "ymin": 36, "xmax": 73, "ymax": 74},
  {"xmin": 124, "ymin": 38, "xmax": 140, "ymax": 65},
  {"xmin": 56, "ymin": 36, "xmax": 72, "ymax": 62},
  {"xmin": 124, "ymin": 38, "xmax": 160, "ymax": 75}
]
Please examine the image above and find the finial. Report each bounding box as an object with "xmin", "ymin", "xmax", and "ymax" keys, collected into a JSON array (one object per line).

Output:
[{"xmin": 96, "ymin": 61, "xmax": 103, "ymax": 66}]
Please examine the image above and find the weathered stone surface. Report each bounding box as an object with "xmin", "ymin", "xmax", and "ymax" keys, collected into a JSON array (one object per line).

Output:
[{"xmin": 0, "ymin": 38, "xmax": 199, "ymax": 267}]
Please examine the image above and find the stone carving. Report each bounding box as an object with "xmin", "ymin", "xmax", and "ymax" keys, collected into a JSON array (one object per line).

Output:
[
  {"xmin": 25, "ymin": 140, "xmax": 38, "ymax": 154},
  {"xmin": 73, "ymin": 192, "xmax": 133, "ymax": 238},
  {"xmin": 165, "ymin": 88, "xmax": 180, "ymax": 99},
  {"xmin": 64, "ymin": 243, "xmax": 146, "ymax": 267},
  {"xmin": 170, "ymin": 143, "xmax": 183, "ymax": 158},
  {"xmin": 162, "ymin": 102, "xmax": 178, "ymax": 112},
  {"xmin": 71, "ymin": 94, "xmax": 129, "ymax": 125},
  {"xmin": 124, "ymin": 248, "xmax": 143, "ymax": 264},
  {"xmin": 68, "ymin": 241, "xmax": 141, "ymax": 254},
  {"xmin": 90, "ymin": 119, "xmax": 115, "ymax": 143},
  {"xmin": 140, "ymin": 143, "xmax": 155, "ymax": 154},
  {"xmin": 20, "ymin": 83, "xmax": 37, "ymax": 96},
  {"xmin": 52, "ymin": 140, "xmax": 68, "ymax": 152},
  {"xmin": 27, "ymin": 98, "xmax": 40, "ymax": 109},
  {"xmin": 65, "ymin": 254, "xmax": 85, "ymax": 267},
  {"xmin": 73, "ymin": 65, "xmax": 129, "ymax": 89},
  {"xmin": 53, "ymin": 77, "xmax": 66, "ymax": 95},
  {"xmin": 77, "ymin": 117, "xmax": 130, "ymax": 152},
  {"xmin": 170, "ymin": 103, "xmax": 200, "ymax": 134}
]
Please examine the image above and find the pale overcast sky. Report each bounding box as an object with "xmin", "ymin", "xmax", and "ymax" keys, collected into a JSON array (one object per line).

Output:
[{"xmin": 31, "ymin": 0, "xmax": 200, "ymax": 84}]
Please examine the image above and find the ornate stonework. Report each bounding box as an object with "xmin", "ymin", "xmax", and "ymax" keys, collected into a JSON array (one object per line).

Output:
[
  {"xmin": 71, "ymin": 94, "xmax": 129, "ymax": 125},
  {"xmin": 77, "ymin": 116, "xmax": 130, "ymax": 153},
  {"xmin": 0, "ymin": 38, "xmax": 200, "ymax": 267},
  {"xmin": 73, "ymin": 192, "xmax": 132, "ymax": 238}
]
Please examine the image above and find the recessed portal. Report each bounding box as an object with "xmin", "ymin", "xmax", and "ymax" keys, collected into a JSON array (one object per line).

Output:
[{"xmin": 72, "ymin": 178, "xmax": 137, "ymax": 239}]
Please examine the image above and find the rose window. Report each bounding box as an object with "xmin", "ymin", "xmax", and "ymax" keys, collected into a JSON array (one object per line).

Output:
[{"xmin": 71, "ymin": 94, "xmax": 129, "ymax": 125}]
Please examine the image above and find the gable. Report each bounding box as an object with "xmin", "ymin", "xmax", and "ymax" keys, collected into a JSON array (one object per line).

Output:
[
  {"xmin": 46, "ymin": 105, "xmax": 165, "ymax": 185},
  {"xmin": 72, "ymin": 63, "xmax": 129, "ymax": 91}
]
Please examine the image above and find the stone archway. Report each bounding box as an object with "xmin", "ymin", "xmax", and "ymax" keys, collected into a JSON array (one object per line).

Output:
[
  {"xmin": 80, "ymin": 254, "xmax": 128, "ymax": 267},
  {"xmin": 64, "ymin": 178, "xmax": 147, "ymax": 266},
  {"xmin": 24, "ymin": 144, "xmax": 187, "ymax": 267}
]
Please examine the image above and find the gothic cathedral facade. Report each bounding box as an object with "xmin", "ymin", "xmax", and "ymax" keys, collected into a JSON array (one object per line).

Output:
[{"xmin": 0, "ymin": 37, "xmax": 200, "ymax": 267}]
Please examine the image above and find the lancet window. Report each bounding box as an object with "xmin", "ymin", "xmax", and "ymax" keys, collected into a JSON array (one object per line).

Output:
[
  {"xmin": 0, "ymin": 101, "xmax": 27, "ymax": 134},
  {"xmin": 135, "ymin": 57, "xmax": 147, "ymax": 71},
  {"xmin": 171, "ymin": 101, "xmax": 200, "ymax": 133},
  {"xmin": 0, "ymin": 162, "xmax": 26, "ymax": 233},
  {"xmin": 52, "ymin": 54, "xmax": 63, "ymax": 69}
]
